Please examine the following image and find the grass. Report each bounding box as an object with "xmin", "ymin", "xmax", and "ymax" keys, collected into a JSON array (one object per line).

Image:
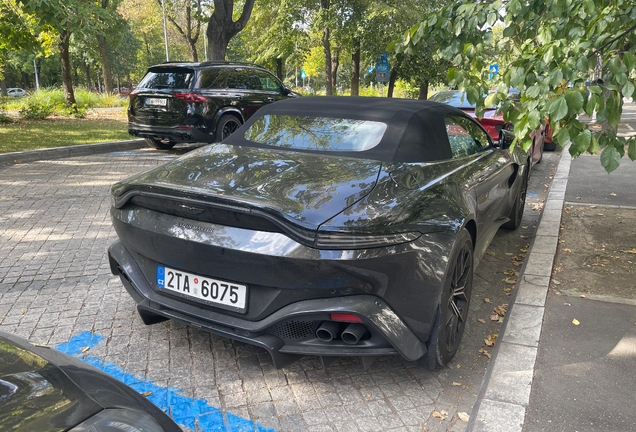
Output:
[
  {"xmin": 0, "ymin": 117, "xmax": 132, "ymax": 153},
  {"xmin": 2, "ymin": 88, "xmax": 128, "ymax": 113}
]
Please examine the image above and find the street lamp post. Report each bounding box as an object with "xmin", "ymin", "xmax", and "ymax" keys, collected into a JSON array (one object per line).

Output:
[{"xmin": 161, "ymin": 0, "xmax": 169, "ymax": 61}]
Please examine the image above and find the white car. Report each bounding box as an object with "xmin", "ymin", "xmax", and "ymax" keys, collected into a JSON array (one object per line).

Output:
[{"xmin": 7, "ymin": 88, "xmax": 26, "ymax": 97}]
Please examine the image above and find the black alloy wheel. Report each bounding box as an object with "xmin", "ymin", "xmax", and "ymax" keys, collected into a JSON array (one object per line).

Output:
[
  {"xmin": 144, "ymin": 137, "xmax": 176, "ymax": 150},
  {"xmin": 423, "ymin": 229, "xmax": 474, "ymax": 369},
  {"xmin": 215, "ymin": 115, "xmax": 242, "ymax": 142},
  {"xmin": 502, "ymin": 166, "xmax": 529, "ymax": 230}
]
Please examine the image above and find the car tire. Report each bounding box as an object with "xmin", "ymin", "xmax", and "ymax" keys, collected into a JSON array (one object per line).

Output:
[
  {"xmin": 144, "ymin": 137, "xmax": 176, "ymax": 150},
  {"xmin": 215, "ymin": 115, "xmax": 242, "ymax": 142},
  {"xmin": 422, "ymin": 228, "xmax": 474, "ymax": 369},
  {"xmin": 502, "ymin": 166, "xmax": 529, "ymax": 230}
]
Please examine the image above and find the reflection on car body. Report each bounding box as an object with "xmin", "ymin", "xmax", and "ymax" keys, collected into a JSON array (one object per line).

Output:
[{"xmin": 108, "ymin": 96, "xmax": 531, "ymax": 369}]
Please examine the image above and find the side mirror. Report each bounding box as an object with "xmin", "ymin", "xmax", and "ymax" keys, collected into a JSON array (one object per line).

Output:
[
  {"xmin": 498, "ymin": 129, "xmax": 515, "ymax": 148},
  {"xmin": 282, "ymin": 86, "xmax": 292, "ymax": 95}
]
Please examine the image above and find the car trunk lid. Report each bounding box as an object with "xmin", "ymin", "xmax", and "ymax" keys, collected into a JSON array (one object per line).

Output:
[{"xmin": 113, "ymin": 144, "xmax": 383, "ymax": 230}]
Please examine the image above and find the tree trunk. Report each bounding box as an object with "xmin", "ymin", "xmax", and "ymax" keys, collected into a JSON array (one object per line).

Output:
[
  {"xmin": 276, "ymin": 58, "xmax": 283, "ymax": 81},
  {"xmin": 97, "ymin": 34, "xmax": 114, "ymax": 93},
  {"xmin": 206, "ymin": 0, "xmax": 255, "ymax": 60},
  {"xmin": 188, "ymin": 40, "xmax": 199, "ymax": 62},
  {"xmin": 21, "ymin": 71, "xmax": 31, "ymax": 89},
  {"xmin": 331, "ymin": 49, "xmax": 339, "ymax": 95},
  {"xmin": 59, "ymin": 28, "xmax": 77, "ymax": 108},
  {"xmin": 322, "ymin": 28, "xmax": 333, "ymax": 95},
  {"xmin": 351, "ymin": 39, "xmax": 360, "ymax": 96},
  {"xmin": 387, "ymin": 56, "xmax": 402, "ymax": 98},
  {"xmin": 418, "ymin": 80, "xmax": 429, "ymax": 100},
  {"xmin": 0, "ymin": 80, "xmax": 7, "ymax": 97},
  {"xmin": 98, "ymin": 0, "xmax": 114, "ymax": 93},
  {"xmin": 83, "ymin": 60, "xmax": 91, "ymax": 89}
]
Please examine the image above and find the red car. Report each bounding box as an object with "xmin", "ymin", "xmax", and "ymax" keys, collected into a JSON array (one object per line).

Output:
[{"xmin": 430, "ymin": 90, "xmax": 548, "ymax": 164}]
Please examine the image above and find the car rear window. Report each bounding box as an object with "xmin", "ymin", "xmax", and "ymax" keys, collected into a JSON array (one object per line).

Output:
[
  {"xmin": 137, "ymin": 67, "xmax": 194, "ymax": 89},
  {"xmin": 243, "ymin": 115, "xmax": 387, "ymax": 152}
]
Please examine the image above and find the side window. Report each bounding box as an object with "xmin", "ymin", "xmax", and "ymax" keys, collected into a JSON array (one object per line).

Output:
[
  {"xmin": 445, "ymin": 115, "xmax": 490, "ymax": 158},
  {"xmin": 255, "ymin": 70, "xmax": 283, "ymax": 92},
  {"xmin": 227, "ymin": 69, "xmax": 264, "ymax": 90},
  {"xmin": 197, "ymin": 68, "xmax": 228, "ymax": 89}
]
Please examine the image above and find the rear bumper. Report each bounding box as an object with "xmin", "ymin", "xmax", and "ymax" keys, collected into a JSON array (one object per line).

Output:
[
  {"xmin": 128, "ymin": 123, "xmax": 213, "ymax": 144},
  {"xmin": 108, "ymin": 241, "xmax": 428, "ymax": 367}
]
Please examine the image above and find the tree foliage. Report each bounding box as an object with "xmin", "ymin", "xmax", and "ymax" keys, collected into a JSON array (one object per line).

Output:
[{"xmin": 394, "ymin": 0, "xmax": 636, "ymax": 172}]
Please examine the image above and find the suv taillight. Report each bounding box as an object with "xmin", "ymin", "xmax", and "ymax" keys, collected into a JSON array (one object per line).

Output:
[{"xmin": 173, "ymin": 93, "xmax": 208, "ymax": 103}]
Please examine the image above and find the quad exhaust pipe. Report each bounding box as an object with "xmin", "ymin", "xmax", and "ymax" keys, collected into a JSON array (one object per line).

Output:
[{"xmin": 315, "ymin": 321, "xmax": 368, "ymax": 344}]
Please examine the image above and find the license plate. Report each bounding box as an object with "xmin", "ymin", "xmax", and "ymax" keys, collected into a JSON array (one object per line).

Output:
[
  {"xmin": 156, "ymin": 265, "xmax": 247, "ymax": 312},
  {"xmin": 145, "ymin": 97, "xmax": 167, "ymax": 107}
]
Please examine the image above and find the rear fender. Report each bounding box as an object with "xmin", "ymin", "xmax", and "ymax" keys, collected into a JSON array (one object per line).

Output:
[{"xmin": 212, "ymin": 107, "xmax": 245, "ymax": 132}]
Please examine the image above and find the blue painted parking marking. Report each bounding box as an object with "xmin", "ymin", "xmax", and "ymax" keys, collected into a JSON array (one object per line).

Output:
[{"xmin": 56, "ymin": 332, "xmax": 274, "ymax": 432}]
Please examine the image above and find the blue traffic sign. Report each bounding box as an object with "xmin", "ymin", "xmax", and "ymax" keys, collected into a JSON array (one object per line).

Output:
[
  {"xmin": 376, "ymin": 53, "xmax": 390, "ymax": 82},
  {"xmin": 300, "ymin": 69, "xmax": 307, "ymax": 79},
  {"xmin": 489, "ymin": 64, "xmax": 499, "ymax": 74}
]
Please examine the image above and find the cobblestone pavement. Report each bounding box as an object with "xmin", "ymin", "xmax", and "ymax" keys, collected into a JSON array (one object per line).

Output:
[{"xmin": 0, "ymin": 146, "xmax": 559, "ymax": 431}]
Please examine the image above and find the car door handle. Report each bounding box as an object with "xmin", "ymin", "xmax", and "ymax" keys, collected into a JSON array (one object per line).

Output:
[{"xmin": 266, "ymin": 97, "xmax": 274, "ymax": 102}]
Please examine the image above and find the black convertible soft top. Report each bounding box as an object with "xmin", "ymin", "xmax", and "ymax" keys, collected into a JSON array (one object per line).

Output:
[{"xmin": 225, "ymin": 96, "xmax": 474, "ymax": 162}]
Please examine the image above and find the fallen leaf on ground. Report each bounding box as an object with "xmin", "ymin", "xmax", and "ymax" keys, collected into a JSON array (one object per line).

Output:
[
  {"xmin": 490, "ymin": 314, "xmax": 500, "ymax": 321},
  {"xmin": 484, "ymin": 334, "xmax": 498, "ymax": 347},
  {"xmin": 458, "ymin": 412, "xmax": 470, "ymax": 422},
  {"xmin": 141, "ymin": 392, "xmax": 152, "ymax": 397},
  {"xmin": 504, "ymin": 277, "xmax": 517, "ymax": 284},
  {"xmin": 20, "ymin": 310, "xmax": 25, "ymax": 315},
  {"xmin": 81, "ymin": 347, "xmax": 90, "ymax": 353},
  {"xmin": 452, "ymin": 382, "xmax": 462, "ymax": 386},
  {"xmin": 479, "ymin": 348, "xmax": 492, "ymax": 358},
  {"xmin": 521, "ymin": 226, "xmax": 528, "ymax": 229},
  {"xmin": 564, "ymin": 248, "xmax": 572, "ymax": 253},
  {"xmin": 432, "ymin": 411, "xmax": 445, "ymax": 420},
  {"xmin": 531, "ymin": 203, "xmax": 544, "ymax": 211},
  {"xmin": 572, "ymin": 318, "xmax": 580, "ymax": 325},
  {"xmin": 494, "ymin": 304, "xmax": 508, "ymax": 316},
  {"xmin": 478, "ymin": 318, "xmax": 486, "ymax": 324},
  {"xmin": 580, "ymin": 294, "xmax": 586, "ymax": 298},
  {"xmin": 504, "ymin": 252, "xmax": 514, "ymax": 256},
  {"xmin": 503, "ymin": 269, "xmax": 516, "ymax": 276},
  {"xmin": 520, "ymin": 247, "xmax": 528, "ymax": 253},
  {"xmin": 610, "ymin": 193, "xmax": 617, "ymax": 196},
  {"xmin": 553, "ymin": 280, "xmax": 561, "ymax": 285},
  {"xmin": 441, "ymin": 410, "xmax": 449, "ymax": 416},
  {"xmin": 484, "ymin": 298, "xmax": 491, "ymax": 304},
  {"xmin": 622, "ymin": 248, "xmax": 636, "ymax": 254},
  {"xmin": 503, "ymin": 287, "xmax": 512, "ymax": 294},
  {"xmin": 456, "ymin": 364, "xmax": 461, "ymax": 369},
  {"xmin": 485, "ymin": 251, "xmax": 496, "ymax": 256}
]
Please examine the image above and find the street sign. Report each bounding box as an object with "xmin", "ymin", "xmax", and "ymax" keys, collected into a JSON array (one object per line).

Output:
[
  {"xmin": 376, "ymin": 53, "xmax": 390, "ymax": 83},
  {"xmin": 300, "ymin": 70, "xmax": 307, "ymax": 79},
  {"xmin": 368, "ymin": 66, "xmax": 374, "ymax": 74},
  {"xmin": 489, "ymin": 64, "xmax": 499, "ymax": 81}
]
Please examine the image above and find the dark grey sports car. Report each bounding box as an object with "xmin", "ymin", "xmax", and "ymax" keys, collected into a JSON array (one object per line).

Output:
[{"xmin": 108, "ymin": 96, "xmax": 529, "ymax": 369}]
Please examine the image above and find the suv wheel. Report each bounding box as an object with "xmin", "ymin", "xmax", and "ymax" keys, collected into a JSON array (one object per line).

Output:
[
  {"xmin": 144, "ymin": 137, "xmax": 176, "ymax": 150},
  {"xmin": 215, "ymin": 115, "xmax": 242, "ymax": 142}
]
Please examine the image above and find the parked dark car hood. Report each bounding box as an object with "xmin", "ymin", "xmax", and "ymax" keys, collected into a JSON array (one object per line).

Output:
[
  {"xmin": 112, "ymin": 144, "xmax": 383, "ymax": 228},
  {"xmin": 0, "ymin": 334, "xmax": 102, "ymax": 431}
]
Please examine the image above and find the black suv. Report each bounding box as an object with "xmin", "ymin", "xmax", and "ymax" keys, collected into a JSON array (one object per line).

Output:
[{"xmin": 128, "ymin": 61, "xmax": 297, "ymax": 150}]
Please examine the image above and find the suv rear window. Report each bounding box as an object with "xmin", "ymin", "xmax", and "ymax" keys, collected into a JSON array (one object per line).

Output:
[
  {"xmin": 137, "ymin": 67, "xmax": 194, "ymax": 89},
  {"xmin": 244, "ymin": 115, "xmax": 387, "ymax": 152}
]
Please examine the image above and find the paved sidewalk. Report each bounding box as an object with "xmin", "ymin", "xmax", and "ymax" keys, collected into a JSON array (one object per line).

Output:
[{"xmin": 469, "ymin": 148, "xmax": 636, "ymax": 431}]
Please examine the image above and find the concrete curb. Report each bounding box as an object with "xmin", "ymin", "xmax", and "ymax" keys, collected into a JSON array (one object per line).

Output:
[
  {"xmin": 467, "ymin": 147, "xmax": 572, "ymax": 432},
  {"xmin": 0, "ymin": 139, "xmax": 146, "ymax": 167}
]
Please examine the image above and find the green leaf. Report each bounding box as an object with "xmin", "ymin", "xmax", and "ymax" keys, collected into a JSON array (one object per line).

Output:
[
  {"xmin": 549, "ymin": 97, "xmax": 568, "ymax": 122},
  {"xmin": 466, "ymin": 87, "xmax": 480, "ymax": 105},
  {"xmin": 589, "ymin": 135, "xmax": 600, "ymax": 154},
  {"xmin": 624, "ymin": 52, "xmax": 635, "ymax": 71},
  {"xmin": 607, "ymin": 57, "xmax": 623, "ymax": 74},
  {"xmin": 623, "ymin": 81, "xmax": 635, "ymax": 99},
  {"xmin": 572, "ymin": 129, "xmax": 592, "ymax": 153},
  {"xmin": 588, "ymin": 85, "xmax": 602, "ymax": 95},
  {"xmin": 584, "ymin": 93, "xmax": 597, "ymax": 116},
  {"xmin": 564, "ymin": 90, "xmax": 584, "ymax": 115},
  {"xmin": 484, "ymin": 93, "xmax": 499, "ymax": 107},
  {"xmin": 487, "ymin": 12, "xmax": 497, "ymax": 26},
  {"xmin": 528, "ymin": 110, "xmax": 541, "ymax": 130},
  {"xmin": 583, "ymin": 0, "xmax": 595, "ymax": 14},
  {"xmin": 549, "ymin": 68, "xmax": 564, "ymax": 88},
  {"xmin": 600, "ymin": 145, "xmax": 621, "ymax": 173},
  {"xmin": 616, "ymin": 73, "xmax": 628, "ymax": 85},
  {"xmin": 607, "ymin": 104, "xmax": 621, "ymax": 128},
  {"xmin": 526, "ymin": 85, "xmax": 541, "ymax": 98},
  {"xmin": 553, "ymin": 126, "xmax": 571, "ymax": 146},
  {"xmin": 628, "ymin": 139, "xmax": 636, "ymax": 161}
]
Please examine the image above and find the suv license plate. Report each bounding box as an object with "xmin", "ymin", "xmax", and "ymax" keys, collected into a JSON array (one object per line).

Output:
[
  {"xmin": 156, "ymin": 265, "xmax": 247, "ymax": 312},
  {"xmin": 145, "ymin": 97, "xmax": 167, "ymax": 106}
]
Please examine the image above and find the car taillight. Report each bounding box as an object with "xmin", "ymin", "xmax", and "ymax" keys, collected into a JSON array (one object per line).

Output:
[{"xmin": 173, "ymin": 93, "xmax": 208, "ymax": 103}]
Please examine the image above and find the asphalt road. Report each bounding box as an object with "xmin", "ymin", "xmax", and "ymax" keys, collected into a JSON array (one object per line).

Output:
[{"xmin": 0, "ymin": 144, "xmax": 560, "ymax": 431}]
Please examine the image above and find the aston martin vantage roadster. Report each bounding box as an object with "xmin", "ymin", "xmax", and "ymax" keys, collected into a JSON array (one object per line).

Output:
[{"xmin": 108, "ymin": 96, "xmax": 530, "ymax": 369}]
